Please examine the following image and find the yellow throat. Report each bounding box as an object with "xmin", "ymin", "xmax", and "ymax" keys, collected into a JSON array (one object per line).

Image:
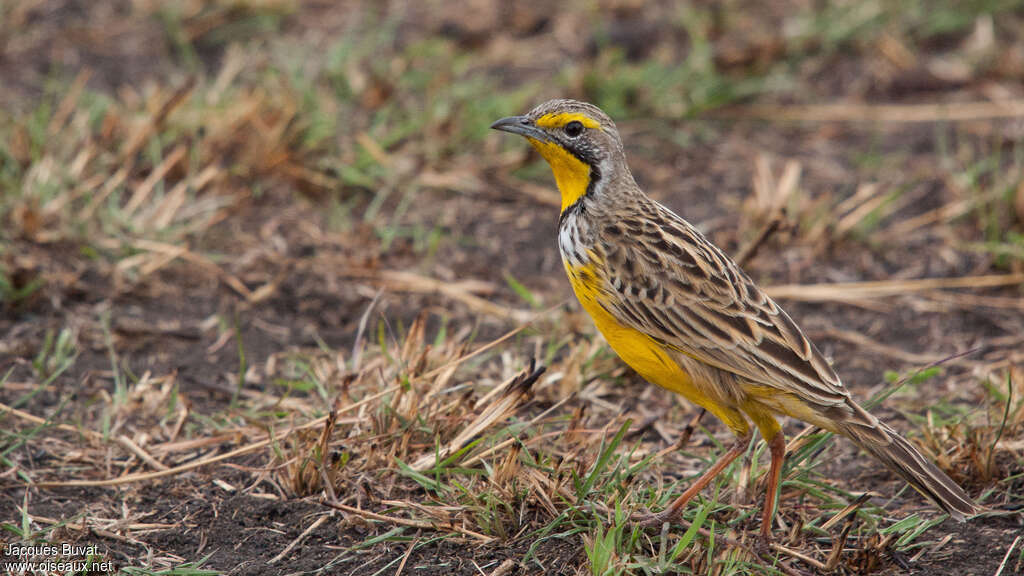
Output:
[{"xmin": 527, "ymin": 138, "xmax": 592, "ymax": 213}]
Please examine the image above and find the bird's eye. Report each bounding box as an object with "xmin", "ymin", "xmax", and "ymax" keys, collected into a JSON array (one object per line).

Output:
[{"xmin": 564, "ymin": 120, "xmax": 584, "ymax": 138}]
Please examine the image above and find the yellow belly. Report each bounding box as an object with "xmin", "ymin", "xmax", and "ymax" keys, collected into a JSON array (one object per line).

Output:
[
  {"xmin": 564, "ymin": 260, "xmax": 786, "ymax": 439},
  {"xmin": 582, "ymin": 293, "xmax": 683, "ymax": 387},
  {"xmin": 566, "ymin": 260, "xmax": 711, "ymax": 405}
]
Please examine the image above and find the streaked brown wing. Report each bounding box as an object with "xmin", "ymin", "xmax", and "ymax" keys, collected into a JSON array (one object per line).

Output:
[{"xmin": 596, "ymin": 201, "xmax": 850, "ymax": 408}]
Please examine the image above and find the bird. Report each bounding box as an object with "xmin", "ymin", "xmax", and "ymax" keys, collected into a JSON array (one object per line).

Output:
[{"xmin": 490, "ymin": 99, "xmax": 978, "ymax": 542}]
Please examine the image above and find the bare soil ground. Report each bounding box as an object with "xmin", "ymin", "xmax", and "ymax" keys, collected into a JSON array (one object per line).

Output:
[{"xmin": 2, "ymin": 1, "xmax": 1024, "ymax": 575}]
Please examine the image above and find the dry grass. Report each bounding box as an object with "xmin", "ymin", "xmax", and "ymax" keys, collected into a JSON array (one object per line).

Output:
[
  {"xmin": 3, "ymin": 1, "xmax": 1024, "ymax": 575},
  {"xmin": 7, "ymin": 300, "xmax": 1019, "ymax": 574}
]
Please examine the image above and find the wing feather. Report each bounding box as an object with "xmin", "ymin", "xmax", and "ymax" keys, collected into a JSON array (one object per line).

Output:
[{"xmin": 597, "ymin": 201, "xmax": 848, "ymax": 406}]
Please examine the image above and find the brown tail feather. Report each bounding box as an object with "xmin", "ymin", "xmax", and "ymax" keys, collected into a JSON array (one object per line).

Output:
[{"xmin": 839, "ymin": 419, "xmax": 978, "ymax": 521}]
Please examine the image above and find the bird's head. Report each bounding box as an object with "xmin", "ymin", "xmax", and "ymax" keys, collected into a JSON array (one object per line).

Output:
[{"xmin": 491, "ymin": 99, "xmax": 627, "ymax": 213}]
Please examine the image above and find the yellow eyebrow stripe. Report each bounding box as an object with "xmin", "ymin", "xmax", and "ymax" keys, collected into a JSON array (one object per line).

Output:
[{"xmin": 535, "ymin": 112, "xmax": 600, "ymax": 130}]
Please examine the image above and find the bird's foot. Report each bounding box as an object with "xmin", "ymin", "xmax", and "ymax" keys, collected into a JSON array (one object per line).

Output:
[
  {"xmin": 630, "ymin": 507, "xmax": 681, "ymax": 529},
  {"xmin": 755, "ymin": 532, "xmax": 773, "ymax": 556}
]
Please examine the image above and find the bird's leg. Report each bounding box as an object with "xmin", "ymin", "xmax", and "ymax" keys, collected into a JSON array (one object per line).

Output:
[
  {"xmin": 759, "ymin": 431, "xmax": 787, "ymax": 547},
  {"xmin": 635, "ymin": 430, "xmax": 753, "ymax": 528}
]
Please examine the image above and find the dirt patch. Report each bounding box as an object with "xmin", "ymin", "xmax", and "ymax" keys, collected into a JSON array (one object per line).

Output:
[{"xmin": 3, "ymin": 2, "xmax": 1024, "ymax": 575}]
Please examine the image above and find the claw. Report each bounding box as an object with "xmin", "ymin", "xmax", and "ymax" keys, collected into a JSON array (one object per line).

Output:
[
  {"xmin": 755, "ymin": 532, "xmax": 773, "ymax": 556},
  {"xmin": 630, "ymin": 507, "xmax": 680, "ymax": 529},
  {"xmin": 628, "ymin": 507, "xmax": 652, "ymax": 523}
]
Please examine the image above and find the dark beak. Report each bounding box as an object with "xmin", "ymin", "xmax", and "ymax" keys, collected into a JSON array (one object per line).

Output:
[{"xmin": 490, "ymin": 115, "xmax": 549, "ymax": 141}]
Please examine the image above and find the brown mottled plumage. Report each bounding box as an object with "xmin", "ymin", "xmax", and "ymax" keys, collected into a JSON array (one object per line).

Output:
[{"xmin": 492, "ymin": 99, "xmax": 978, "ymax": 540}]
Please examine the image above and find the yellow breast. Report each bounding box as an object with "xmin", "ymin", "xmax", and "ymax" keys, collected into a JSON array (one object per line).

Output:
[
  {"xmin": 566, "ymin": 260, "xmax": 691, "ymax": 395},
  {"xmin": 563, "ymin": 246, "xmax": 751, "ymax": 436}
]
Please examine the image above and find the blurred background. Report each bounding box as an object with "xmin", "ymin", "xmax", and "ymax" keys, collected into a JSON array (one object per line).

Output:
[{"xmin": 2, "ymin": 1, "xmax": 1023, "ymax": 575}]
